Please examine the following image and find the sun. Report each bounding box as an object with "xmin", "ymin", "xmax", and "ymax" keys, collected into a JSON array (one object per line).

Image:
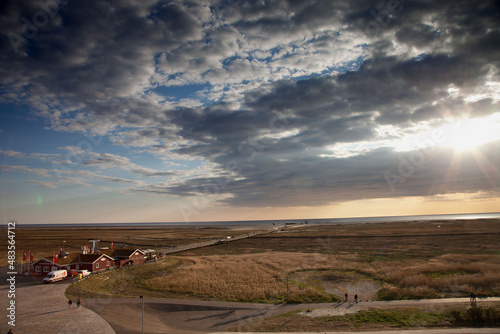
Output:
[{"xmin": 444, "ymin": 115, "xmax": 500, "ymax": 151}]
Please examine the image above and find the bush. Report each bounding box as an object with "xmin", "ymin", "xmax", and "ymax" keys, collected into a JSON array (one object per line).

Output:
[{"xmin": 448, "ymin": 306, "xmax": 500, "ymax": 326}]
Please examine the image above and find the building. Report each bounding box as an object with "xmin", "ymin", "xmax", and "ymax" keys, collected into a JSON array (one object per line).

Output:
[
  {"xmin": 67, "ymin": 254, "xmax": 115, "ymax": 272},
  {"xmin": 30, "ymin": 257, "xmax": 64, "ymax": 276},
  {"xmin": 111, "ymin": 248, "xmax": 146, "ymax": 268}
]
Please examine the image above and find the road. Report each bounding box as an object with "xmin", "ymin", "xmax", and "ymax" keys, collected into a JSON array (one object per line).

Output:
[
  {"xmin": 83, "ymin": 295, "xmax": 500, "ymax": 334},
  {"xmin": 0, "ymin": 267, "xmax": 115, "ymax": 334}
]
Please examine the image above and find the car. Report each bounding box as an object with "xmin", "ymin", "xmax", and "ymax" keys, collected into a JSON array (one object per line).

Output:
[
  {"xmin": 68, "ymin": 269, "xmax": 78, "ymax": 276},
  {"xmin": 77, "ymin": 270, "xmax": 90, "ymax": 277}
]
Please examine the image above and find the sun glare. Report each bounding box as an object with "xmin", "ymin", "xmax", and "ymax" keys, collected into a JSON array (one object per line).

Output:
[
  {"xmin": 444, "ymin": 115, "xmax": 500, "ymax": 151},
  {"xmin": 392, "ymin": 113, "xmax": 500, "ymax": 153}
]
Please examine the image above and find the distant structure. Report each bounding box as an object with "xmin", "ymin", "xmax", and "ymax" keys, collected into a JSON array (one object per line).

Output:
[
  {"xmin": 81, "ymin": 245, "xmax": 91, "ymax": 254},
  {"xmin": 88, "ymin": 239, "xmax": 101, "ymax": 253}
]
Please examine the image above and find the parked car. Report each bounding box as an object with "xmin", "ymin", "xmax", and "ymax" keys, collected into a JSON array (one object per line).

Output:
[
  {"xmin": 77, "ymin": 270, "xmax": 90, "ymax": 277},
  {"xmin": 43, "ymin": 270, "xmax": 67, "ymax": 283},
  {"xmin": 68, "ymin": 269, "xmax": 78, "ymax": 276}
]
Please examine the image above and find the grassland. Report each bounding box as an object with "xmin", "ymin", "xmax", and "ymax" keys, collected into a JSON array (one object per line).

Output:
[
  {"xmin": 0, "ymin": 225, "xmax": 261, "ymax": 265},
  {"xmin": 63, "ymin": 219, "xmax": 500, "ymax": 304},
  {"xmin": 65, "ymin": 257, "xmax": 187, "ymax": 299},
  {"xmin": 231, "ymin": 303, "xmax": 500, "ymax": 332}
]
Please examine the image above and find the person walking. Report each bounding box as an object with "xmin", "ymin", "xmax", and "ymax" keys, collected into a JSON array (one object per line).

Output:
[
  {"xmin": 77, "ymin": 297, "xmax": 81, "ymax": 308},
  {"xmin": 354, "ymin": 294, "xmax": 358, "ymax": 303},
  {"xmin": 344, "ymin": 292, "xmax": 348, "ymax": 302},
  {"xmin": 68, "ymin": 299, "xmax": 73, "ymax": 309}
]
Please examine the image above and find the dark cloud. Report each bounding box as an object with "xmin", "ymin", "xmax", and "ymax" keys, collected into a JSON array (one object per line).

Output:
[
  {"xmin": 1, "ymin": 0, "xmax": 499, "ymax": 210},
  {"xmin": 143, "ymin": 140, "xmax": 500, "ymax": 207}
]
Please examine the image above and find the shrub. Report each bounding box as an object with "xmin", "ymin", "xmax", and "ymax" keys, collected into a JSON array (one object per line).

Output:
[{"xmin": 448, "ymin": 306, "xmax": 500, "ymax": 325}]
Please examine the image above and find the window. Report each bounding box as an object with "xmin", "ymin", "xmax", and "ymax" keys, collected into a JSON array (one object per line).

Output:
[
  {"xmin": 43, "ymin": 266, "xmax": 50, "ymax": 272},
  {"xmin": 35, "ymin": 266, "xmax": 42, "ymax": 272},
  {"xmin": 96, "ymin": 263, "xmax": 100, "ymax": 269},
  {"xmin": 106, "ymin": 261, "xmax": 109, "ymax": 266}
]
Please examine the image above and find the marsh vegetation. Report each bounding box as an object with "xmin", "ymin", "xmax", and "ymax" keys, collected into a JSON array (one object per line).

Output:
[{"xmin": 66, "ymin": 220, "xmax": 500, "ymax": 303}]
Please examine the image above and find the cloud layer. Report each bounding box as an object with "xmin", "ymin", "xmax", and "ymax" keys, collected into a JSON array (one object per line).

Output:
[{"xmin": 1, "ymin": 0, "xmax": 499, "ymax": 213}]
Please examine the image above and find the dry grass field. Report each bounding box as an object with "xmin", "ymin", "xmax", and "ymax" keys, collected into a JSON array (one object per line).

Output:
[
  {"xmin": 231, "ymin": 303, "xmax": 500, "ymax": 332},
  {"xmin": 65, "ymin": 219, "xmax": 500, "ymax": 304},
  {"xmin": 180, "ymin": 219, "xmax": 500, "ymax": 259},
  {"xmin": 145, "ymin": 252, "xmax": 351, "ymax": 302},
  {"xmin": 0, "ymin": 225, "xmax": 262, "ymax": 265}
]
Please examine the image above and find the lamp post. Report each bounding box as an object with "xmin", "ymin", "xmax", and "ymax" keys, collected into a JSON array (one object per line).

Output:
[
  {"xmin": 286, "ymin": 275, "xmax": 289, "ymax": 302},
  {"xmin": 140, "ymin": 295, "xmax": 144, "ymax": 334}
]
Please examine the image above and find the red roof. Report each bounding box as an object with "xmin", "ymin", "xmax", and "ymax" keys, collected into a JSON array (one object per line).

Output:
[
  {"xmin": 111, "ymin": 248, "xmax": 145, "ymax": 258},
  {"xmin": 71, "ymin": 253, "xmax": 114, "ymax": 264}
]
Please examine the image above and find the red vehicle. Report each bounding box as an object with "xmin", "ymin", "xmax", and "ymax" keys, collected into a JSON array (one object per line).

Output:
[{"xmin": 68, "ymin": 269, "xmax": 78, "ymax": 277}]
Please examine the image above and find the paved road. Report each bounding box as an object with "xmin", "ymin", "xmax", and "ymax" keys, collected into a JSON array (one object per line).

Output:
[
  {"xmin": 0, "ymin": 271, "xmax": 115, "ymax": 334},
  {"xmin": 1, "ymin": 265, "xmax": 499, "ymax": 333},
  {"xmin": 83, "ymin": 295, "xmax": 500, "ymax": 334}
]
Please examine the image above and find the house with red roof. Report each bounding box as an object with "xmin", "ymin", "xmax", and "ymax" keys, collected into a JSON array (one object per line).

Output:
[
  {"xmin": 111, "ymin": 248, "xmax": 146, "ymax": 268},
  {"xmin": 30, "ymin": 257, "xmax": 65, "ymax": 276},
  {"xmin": 67, "ymin": 253, "xmax": 115, "ymax": 272}
]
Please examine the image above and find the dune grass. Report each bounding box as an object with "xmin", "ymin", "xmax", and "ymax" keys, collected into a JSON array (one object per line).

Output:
[
  {"xmin": 231, "ymin": 304, "xmax": 500, "ymax": 332},
  {"xmin": 144, "ymin": 252, "xmax": 348, "ymax": 303},
  {"xmin": 146, "ymin": 253, "xmax": 500, "ymax": 302},
  {"xmin": 65, "ymin": 257, "xmax": 185, "ymax": 299},
  {"xmin": 63, "ymin": 220, "xmax": 500, "ymax": 303}
]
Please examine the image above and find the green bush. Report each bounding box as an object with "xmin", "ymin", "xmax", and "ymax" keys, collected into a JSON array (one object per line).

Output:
[{"xmin": 448, "ymin": 306, "xmax": 500, "ymax": 325}]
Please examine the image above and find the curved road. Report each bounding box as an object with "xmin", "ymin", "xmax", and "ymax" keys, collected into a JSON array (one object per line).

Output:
[
  {"xmin": 0, "ymin": 271, "xmax": 115, "ymax": 334},
  {"xmin": 83, "ymin": 295, "xmax": 500, "ymax": 334}
]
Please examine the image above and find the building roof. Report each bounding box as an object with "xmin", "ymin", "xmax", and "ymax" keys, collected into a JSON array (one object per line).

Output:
[
  {"xmin": 110, "ymin": 248, "xmax": 146, "ymax": 258},
  {"xmin": 31, "ymin": 257, "xmax": 57, "ymax": 265},
  {"xmin": 70, "ymin": 253, "xmax": 114, "ymax": 264}
]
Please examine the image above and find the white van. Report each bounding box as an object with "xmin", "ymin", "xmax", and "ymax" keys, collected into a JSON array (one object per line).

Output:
[
  {"xmin": 43, "ymin": 270, "xmax": 67, "ymax": 283},
  {"xmin": 77, "ymin": 269, "xmax": 90, "ymax": 277}
]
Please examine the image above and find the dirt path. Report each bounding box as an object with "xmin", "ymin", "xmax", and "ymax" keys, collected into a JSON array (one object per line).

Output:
[{"xmin": 83, "ymin": 296, "xmax": 500, "ymax": 333}]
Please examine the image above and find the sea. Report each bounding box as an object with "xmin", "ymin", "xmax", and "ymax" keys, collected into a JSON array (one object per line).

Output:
[{"xmin": 25, "ymin": 212, "xmax": 500, "ymax": 228}]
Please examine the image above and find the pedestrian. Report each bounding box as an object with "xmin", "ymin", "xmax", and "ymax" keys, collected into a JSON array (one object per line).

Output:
[
  {"xmin": 470, "ymin": 292, "xmax": 474, "ymax": 302},
  {"xmin": 473, "ymin": 292, "xmax": 477, "ymax": 302},
  {"xmin": 68, "ymin": 299, "xmax": 73, "ymax": 309},
  {"xmin": 354, "ymin": 294, "xmax": 358, "ymax": 303},
  {"xmin": 77, "ymin": 297, "xmax": 81, "ymax": 308},
  {"xmin": 7, "ymin": 329, "xmax": 13, "ymax": 334},
  {"xmin": 344, "ymin": 292, "xmax": 348, "ymax": 302}
]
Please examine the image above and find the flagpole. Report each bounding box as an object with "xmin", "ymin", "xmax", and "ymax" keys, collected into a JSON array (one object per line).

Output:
[
  {"xmin": 21, "ymin": 250, "xmax": 23, "ymax": 275},
  {"xmin": 29, "ymin": 250, "xmax": 33, "ymax": 276}
]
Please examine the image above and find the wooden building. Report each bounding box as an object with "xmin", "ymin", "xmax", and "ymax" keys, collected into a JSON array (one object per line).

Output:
[
  {"xmin": 68, "ymin": 254, "xmax": 115, "ymax": 272},
  {"xmin": 30, "ymin": 257, "xmax": 64, "ymax": 276},
  {"xmin": 111, "ymin": 249, "xmax": 146, "ymax": 268}
]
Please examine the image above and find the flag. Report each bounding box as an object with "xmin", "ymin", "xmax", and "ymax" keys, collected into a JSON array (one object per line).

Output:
[
  {"xmin": 23, "ymin": 250, "xmax": 27, "ymax": 261},
  {"xmin": 54, "ymin": 253, "xmax": 59, "ymax": 264},
  {"xmin": 111, "ymin": 242, "xmax": 114, "ymax": 249},
  {"xmin": 60, "ymin": 247, "xmax": 63, "ymax": 253},
  {"xmin": 30, "ymin": 251, "xmax": 34, "ymax": 262}
]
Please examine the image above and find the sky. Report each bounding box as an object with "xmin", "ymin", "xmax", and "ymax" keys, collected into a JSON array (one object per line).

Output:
[{"xmin": 1, "ymin": 0, "xmax": 499, "ymax": 224}]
